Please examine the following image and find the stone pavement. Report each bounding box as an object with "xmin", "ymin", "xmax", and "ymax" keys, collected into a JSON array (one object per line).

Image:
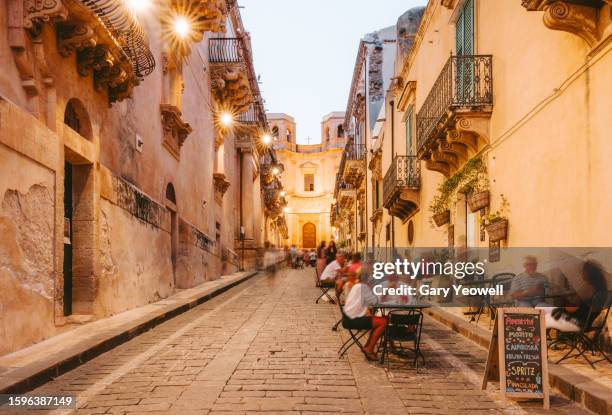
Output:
[{"xmin": 3, "ymin": 268, "xmax": 593, "ymax": 414}]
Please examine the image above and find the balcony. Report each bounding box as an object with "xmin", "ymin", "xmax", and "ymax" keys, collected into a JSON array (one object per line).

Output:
[
  {"xmin": 17, "ymin": 0, "xmax": 155, "ymax": 104},
  {"xmin": 330, "ymin": 203, "xmax": 338, "ymax": 226},
  {"xmin": 342, "ymin": 143, "xmax": 366, "ymax": 187},
  {"xmin": 416, "ymin": 55, "xmax": 492, "ymax": 177},
  {"xmin": 337, "ymin": 183, "xmax": 356, "ymax": 211},
  {"xmin": 383, "ymin": 156, "xmax": 421, "ymax": 221},
  {"xmin": 209, "ymin": 37, "xmax": 253, "ymax": 114}
]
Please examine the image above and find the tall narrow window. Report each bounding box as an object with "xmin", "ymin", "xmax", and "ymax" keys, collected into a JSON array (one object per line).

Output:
[
  {"xmin": 337, "ymin": 125, "xmax": 344, "ymax": 138},
  {"xmin": 405, "ymin": 105, "xmax": 414, "ymax": 155},
  {"xmin": 304, "ymin": 174, "xmax": 314, "ymax": 192},
  {"xmin": 375, "ymin": 181, "xmax": 380, "ymax": 209},
  {"xmin": 456, "ymin": 0, "xmax": 474, "ymax": 56},
  {"xmin": 456, "ymin": 0, "xmax": 475, "ymax": 101}
]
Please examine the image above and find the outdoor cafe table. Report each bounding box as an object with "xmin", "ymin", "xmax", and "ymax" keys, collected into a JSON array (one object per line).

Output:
[{"xmin": 371, "ymin": 303, "xmax": 431, "ymax": 364}]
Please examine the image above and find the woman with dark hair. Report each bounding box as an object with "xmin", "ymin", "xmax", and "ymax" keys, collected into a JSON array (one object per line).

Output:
[
  {"xmin": 542, "ymin": 260, "xmax": 608, "ymax": 331},
  {"xmin": 316, "ymin": 241, "xmax": 327, "ymax": 281},
  {"xmin": 326, "ymin": 240, "xmax": 337, "ymax": 265}
]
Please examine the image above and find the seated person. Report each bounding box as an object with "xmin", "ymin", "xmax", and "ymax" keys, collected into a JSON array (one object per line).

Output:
[
  {"xmin": 343, "ymin": 276, "xmax": 387, "ymax": 361},
  {"xmin": 309, "ymin": 250, "xmax": 317, "ymax": 267},
  {"xmin": 539, "ymin": 260, "xmax": 608, "ymax": 331},
  {"xmin": 510, "ymin": 256, "xmax": 549, "ymax": 307},
  {"xmin": 319, "ymin": 253, "xmax": 346, "ymax": 282}
]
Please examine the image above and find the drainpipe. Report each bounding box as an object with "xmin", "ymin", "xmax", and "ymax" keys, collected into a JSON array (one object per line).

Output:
[{"xmin": 390, "ymin": 100, "xmax": 395, "ymax": 255}]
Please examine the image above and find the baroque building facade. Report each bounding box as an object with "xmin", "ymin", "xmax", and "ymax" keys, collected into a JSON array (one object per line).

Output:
[
  {"xmin": 0, "ymin": 0, "xmax": 284, "ymax": 355},
  {"xmin": 334, "ymin": 0, "xmax": 612, "ymax": 267},
  {"xmin": 271, "ymin": 112, "xmax": 346, "ymax": 249}
]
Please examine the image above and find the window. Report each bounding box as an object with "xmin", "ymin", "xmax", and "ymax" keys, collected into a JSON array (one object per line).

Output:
[
  {"xmin": 386, "ymin": 223, "xmax": 391, "ymax": 241},
  {"xmin": 325, "ymin": 127, "xmax": 331, "ymax": 141},
  {"xmin": 456, "ymin": 0, "xmax": 474, "ymax": 56},
  {"xmin": 405, "ymin": 106, "xmax": 414, "ymax": 155},
  {"xmin": 375, "ymin": 181, "xmax": 380, "ymax": 209},
  {"xmin": 304, "ymin": 174, "xmax": 314, "ymax": 192},
  {"xmin": 272, "ymin": 126, "xmax": 279, "ymax": 139},
  {"xmin": 337, "ymin": 125, "xmax": 344, "ymax": 138},
  {"xmin": 286, "ymin": 129, "xmax": 292, "ymax": 142}
]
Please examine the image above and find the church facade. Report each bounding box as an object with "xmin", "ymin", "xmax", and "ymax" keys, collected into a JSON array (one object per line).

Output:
[{"xmin": 270, "ymin": 112, "xmax": 346, "ymax": 249}]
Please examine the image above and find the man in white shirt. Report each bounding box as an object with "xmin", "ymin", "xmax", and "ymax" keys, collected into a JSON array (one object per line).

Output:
[{"xmin": 319, "ymin": 253, "xmax": 346, "ymax": 281}]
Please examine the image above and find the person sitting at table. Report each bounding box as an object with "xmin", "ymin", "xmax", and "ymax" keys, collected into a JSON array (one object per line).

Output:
[
  {"xmin": 320, "ymin": 253, "xmax": 346, "ymax": 282},
  {"xmin": 343, "ymin": 276, "xmax": 387, "ymax": 361},
  {"xmin": 510, "ymin": 256, "xmax": 550, "ymax": 307},
  {"xmin": 539, "ymin": 260, "xmax": 608, "ymax": 331}
]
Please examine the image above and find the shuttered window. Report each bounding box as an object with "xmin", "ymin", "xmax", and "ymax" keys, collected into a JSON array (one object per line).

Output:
[
  {"xmin": 405, "ymin": 106, "xmax": 414, "ymax": 156},
  {"xmin": 456, "ymin": 0, "xmax": 474, "ymax": 56}
]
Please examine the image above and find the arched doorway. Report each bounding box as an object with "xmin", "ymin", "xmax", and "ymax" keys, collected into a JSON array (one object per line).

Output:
[
  {"xmin": 165, "ymin": 183, "xmax": 178, "ymax": 284},
  {"xmin": 302, "ymin": 222, "xmax": 316, "ymax": 248}
]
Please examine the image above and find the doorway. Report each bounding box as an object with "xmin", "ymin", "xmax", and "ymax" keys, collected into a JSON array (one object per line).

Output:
[
  {"xmin": 302, "ymin": 222, "xmax": 316, "ymax": 248},
  {"xmin": 63, "ymin": 162, "xmax": 73, "ymax": 316}
]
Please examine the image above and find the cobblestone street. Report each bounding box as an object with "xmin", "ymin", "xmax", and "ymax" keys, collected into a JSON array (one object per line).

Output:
[{"xmin": 15, "ymin": 268, "xmax": 591, "ymax": 415}]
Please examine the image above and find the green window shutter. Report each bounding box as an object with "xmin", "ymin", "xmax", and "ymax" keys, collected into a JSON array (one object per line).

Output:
[
  {"xmin": 406, "ymin": 106, "xmax": 414, "ymax": 156},
  {"xmin": 456, "ymin": 0, "xmax": 474, "ymax": 56}
]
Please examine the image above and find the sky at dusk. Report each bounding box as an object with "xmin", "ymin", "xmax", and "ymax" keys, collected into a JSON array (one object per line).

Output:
[{"xmin": 240, "ymin": 0, "xmax": 425, "ymax": 144}]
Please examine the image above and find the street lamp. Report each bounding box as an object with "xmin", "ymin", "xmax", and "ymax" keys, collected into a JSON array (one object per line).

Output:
[
  {"xmin": 262, "ymin": 134, "xmax": 272, "ymax": 145},
  {"xmin": 173, "ymin": 16, "xmax": 190, "ymax": 39},
  {"xmin": 280, "ymin": 191, "xmax": 286, "ymax": 197},
  {"xmin": 220, "ymin": 112, "xmax": 234, "ymax": 127},
  {"xmin": 272, "ymin": 167, "xmax": 280, "ymax": 175}
]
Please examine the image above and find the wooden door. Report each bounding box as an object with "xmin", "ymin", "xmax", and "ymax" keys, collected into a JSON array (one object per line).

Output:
[{"xmin": 302, "ymin": 223, "xmax": 316, "ymax": 248}]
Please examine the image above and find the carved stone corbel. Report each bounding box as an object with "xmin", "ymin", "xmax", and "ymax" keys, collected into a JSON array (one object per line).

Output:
[
  {"xmin": 441, "ymin": 0, "xmax": 456, "ymax": 10},
  {"xmin": 161, "ymin": 104, "xmax": 193, "ymax": 159},
  {"xmin": 23, "ymin": 0, "xmax": 69, "ymax": 36},
  {"xmin": 455, "ymin": 116, "xmax": 490, "ymax": 148},
  {"xmin": 213, "ymin": 173, "xmax": 231, "ymax": 204},
  {"xmin": 210, "ymin": 64, "xmax": 253, "ymax": 114},
  {"xmin": 447, "ymin": 129, "xmax": 478, "ymax": 154},
  {"xmin": 425, "ymin": 159, "xmax": 451, "ymax": 177},
  {"xmin": 521, "ymin": 0, "xmax": 604, "ymax": 47},
  {"xmin": 56, "ymin": 22, "xmax": 97, "ymax": 56}
]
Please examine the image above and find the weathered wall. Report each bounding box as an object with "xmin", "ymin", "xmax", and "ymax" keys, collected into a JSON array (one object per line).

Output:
[{"xmin": 0, "ymin": 145, "xmax": 57, "ymax": 355}]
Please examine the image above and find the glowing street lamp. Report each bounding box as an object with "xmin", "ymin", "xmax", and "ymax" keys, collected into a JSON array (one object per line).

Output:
[
  {"xmin": 173, "ymin": 16, "xmax": 190, "ymax": 39},
  {"xmin": 272, "ymin": 167, "xmax": 280, "ymax": 175},
  {"xmin": 262, "ymin": 134, "xmax": 272, "ymax": 145},
  {"xmin": 280, "ymin": 191, "xmax": 286, "ymax": 197},
  {"xmin": 220, "ymin": 112, "xmax": 234, "ymax": 127}
]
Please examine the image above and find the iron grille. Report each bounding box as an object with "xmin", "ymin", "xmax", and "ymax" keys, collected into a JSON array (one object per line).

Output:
[
  {"xmin": 416, "ymin": 55, "xmax": 492, "ymax": 153},
  {"xmin": 208, "ymin": 37, "xmax": 244, "ymax": 63},
  {"xmin": 345, "ymin": 143, "xmax": 366, "ymax": 161},
  {"xmin": 383, "ymin": 155, "xmax": 420, "ymax": 208},
  {"xmin": 81, "ymin": 0, "xmax": 155, "ymax": 78}
]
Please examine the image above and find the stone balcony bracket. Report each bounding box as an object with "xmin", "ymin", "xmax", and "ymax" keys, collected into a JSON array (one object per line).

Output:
[
  {"xmin": 521, "ymin": 0, "xmax": 610, "ymax": 48},
  {"xmin": 213, "ymin": 172, "xmax": 231, "ymax": 204},
  {"xmin": 160, "ymin": 104, "xmax": 192, "ymax": 159},
  {"xmin": 15, "ymin": 0, "xmax": 156, "ymax": 104}
]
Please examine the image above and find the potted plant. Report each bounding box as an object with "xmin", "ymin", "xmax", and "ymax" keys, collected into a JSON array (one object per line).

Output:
[
  {"xmin": 429, "ymin": 195, "xmax": 450, "ymax": 227},
  {"xmin": 463, "ymin": 160, "xmax": 490, "ymax": 212},
  {"xmin": 481, "ymin": 195, "xmax": 509, "ymax": 242}
]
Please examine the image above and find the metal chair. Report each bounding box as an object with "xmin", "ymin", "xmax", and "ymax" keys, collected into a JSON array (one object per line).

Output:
[
  {"xmin": 380, "ymin": 309, "xmax": 424, "ymax": 369},
  {"xmin": 554, "ymin": 290, "xmax": 612, "ymax": 368},
  {"xmin": 316, "ymin": 279, "xmax": 336, "ymax": 304},
  {"xmin": 337, "ymin": 310, "xmax": 370, "ymax": 359}
]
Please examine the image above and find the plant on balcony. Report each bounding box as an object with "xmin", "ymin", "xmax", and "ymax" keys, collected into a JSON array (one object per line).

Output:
[
  {"xmin": 429, "ymin": 195, "xmax": 450, "ymax": 227},
  {"xmin": 481, "ymin": 195, "xmax": 510, "ymax": 242},
  {"xmin": 429, "ymin": 157, "xmax": 489, "ymax": 227}
]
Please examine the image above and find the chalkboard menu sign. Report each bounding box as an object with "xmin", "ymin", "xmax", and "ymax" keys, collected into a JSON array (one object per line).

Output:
[{"xmin": 482, "ymin": 308, "xmax": 549, "ymax": 409}]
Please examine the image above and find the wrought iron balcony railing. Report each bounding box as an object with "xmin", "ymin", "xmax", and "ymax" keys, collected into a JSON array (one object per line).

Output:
[
  {"xmin": 345, "ymin": 143, "xmax": 366, "ymax": 161},
  {"xmin": 383, "ymin": 155, "xmax": 420, "ymax": 208},
  {"xmin": 209, "ymin": 37, "xmax": 245, "ymax": 63},
  {"xmin": 416, "ymin": 55, "xmax": 492, "ymax": 154}
]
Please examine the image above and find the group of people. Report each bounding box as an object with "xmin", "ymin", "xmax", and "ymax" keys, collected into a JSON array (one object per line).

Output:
[
  {"xmin": 509, "ymin": 255, "xmax": 609, "ymax": 332},
  {"xmin": 288, "ymin": 245, "xmax": 318, "ymax": 269},
  {"xmin": 316, "ymin": 245, "xmax": 387, "ymax": 361}
]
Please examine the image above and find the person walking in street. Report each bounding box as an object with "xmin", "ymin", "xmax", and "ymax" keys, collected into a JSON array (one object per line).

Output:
[{"xmin": 316, "ymin": 241, "xmax": 327, "ymax": 280}]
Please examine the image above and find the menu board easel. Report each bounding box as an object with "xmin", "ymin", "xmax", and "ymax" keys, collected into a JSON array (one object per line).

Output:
[{"xmin": 482, "ymin": 308, "xmax": 550, "ymax": 409}]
